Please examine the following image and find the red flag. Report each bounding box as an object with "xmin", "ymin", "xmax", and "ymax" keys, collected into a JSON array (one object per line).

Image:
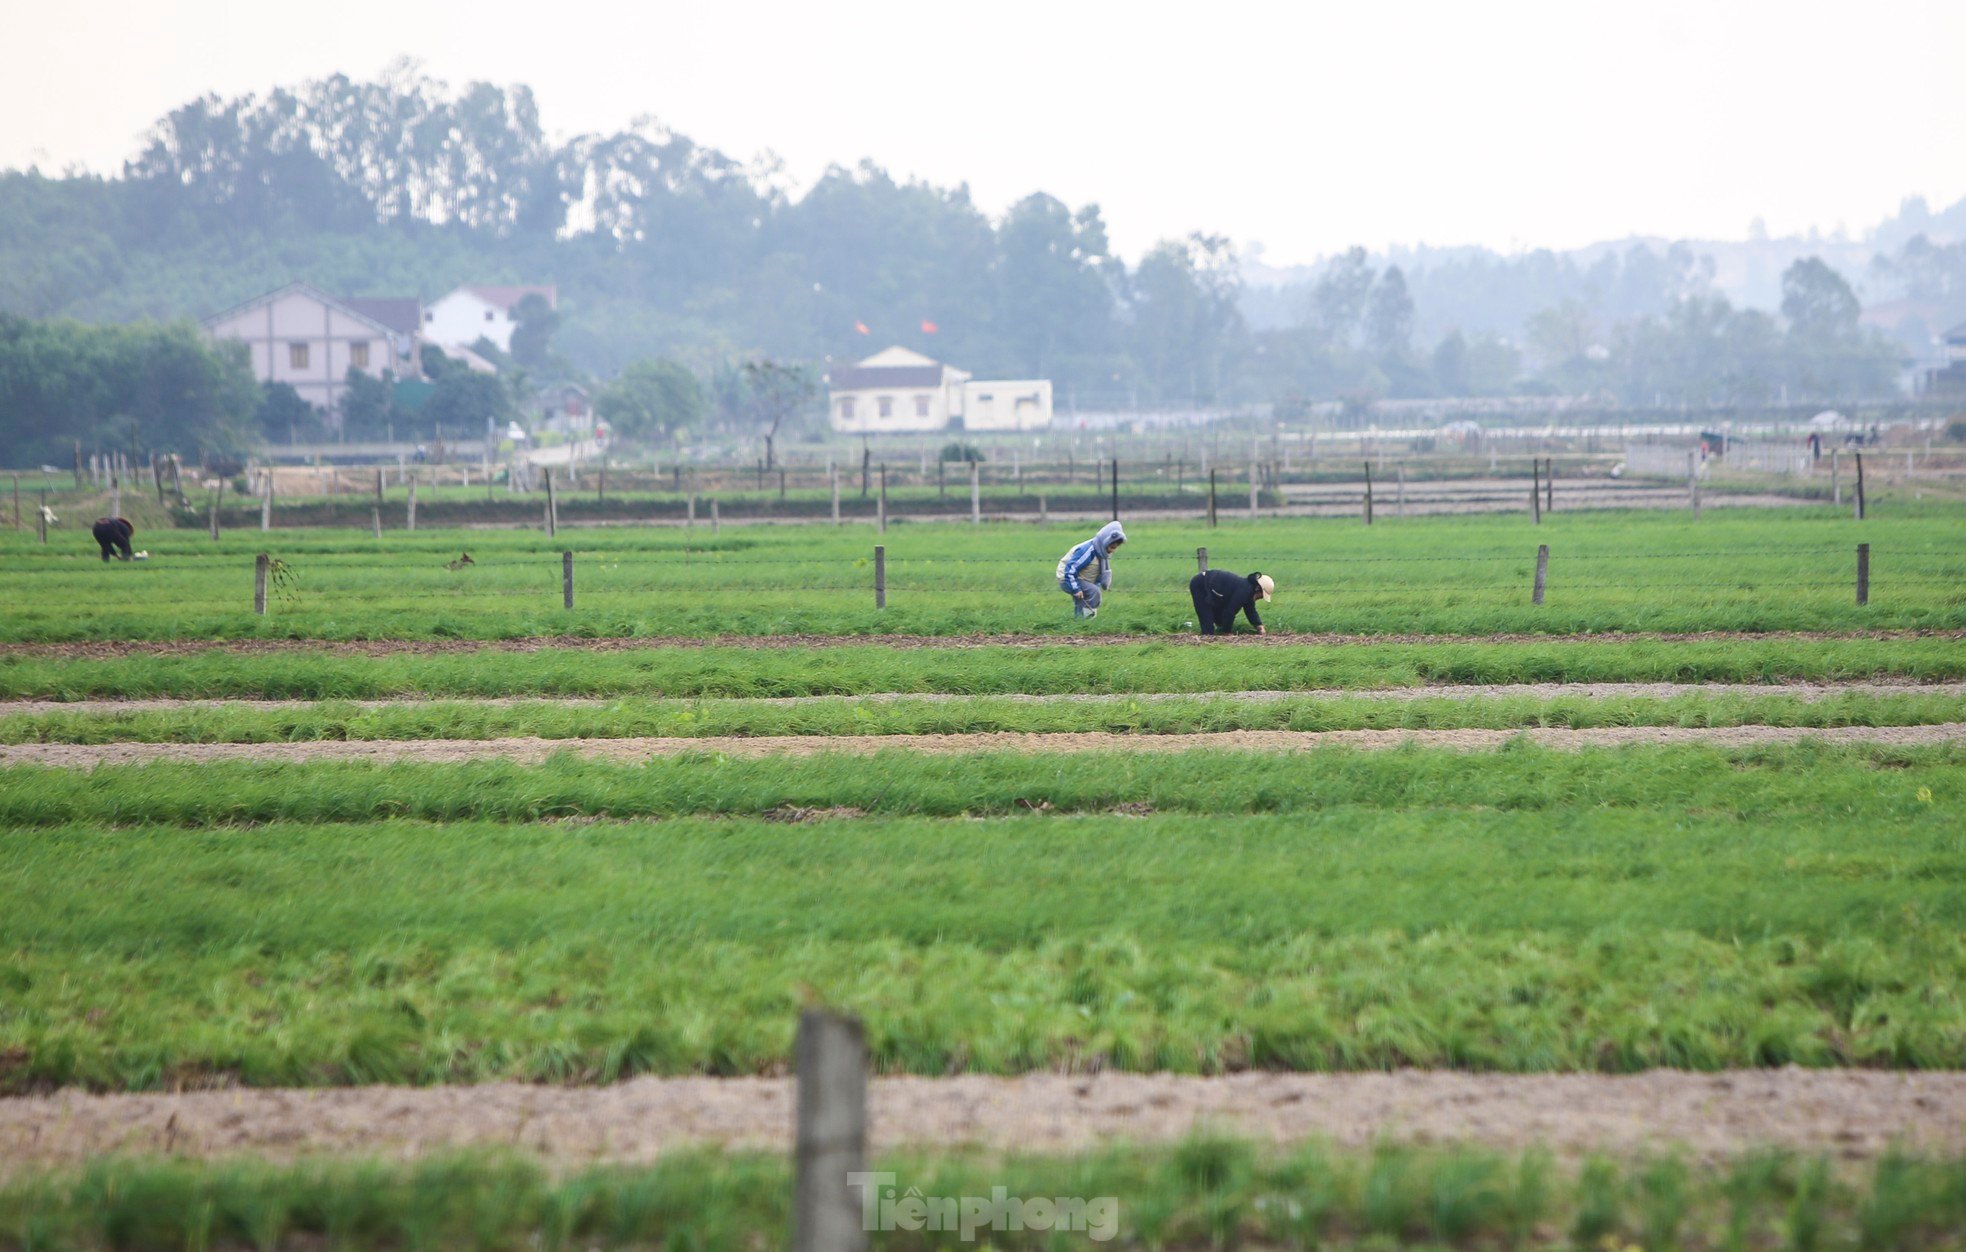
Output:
[
  {"xmin": 920, "ymin": 319, "xmax": 939, "ymax": 334},
  {"xmin": 854, "ymin": 321, "xmax": 870, "ymax": 335}
]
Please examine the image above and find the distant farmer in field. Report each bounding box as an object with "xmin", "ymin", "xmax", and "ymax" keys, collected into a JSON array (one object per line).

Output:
[
  {"xmin": 1056, "ymin": 521, "xmax": 1126, "ymax": 619},
  {"xmin": 1189, "ymin": 569, "xmax": 1272, "ymax": 636},
  {"xmin": 91, "ymin": 516, "xmax": 135, "ymax": 563}
]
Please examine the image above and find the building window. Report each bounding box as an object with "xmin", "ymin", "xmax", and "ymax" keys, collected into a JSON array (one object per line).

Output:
[
  {"xmin": 485, "ymin": 309, "xmax": 496, "ymax": 322},
  {"xmin": 838, "ymin": 398, "xmax": 856, "ymax": 419},
  {"xmin": 423, "ymin": 311, "xmax": 434, "ymax": 323},
  {"xmin": 350, "ymin": 341, "xmax": 370, "ymax": 369},
  {"xmin": 914, "ymin": 394, "xmax": 931, "ymax": 418},
  {"xmin": 289, "ymin": 343, "xmax": 310, "ymax": 369},
  {"xmin": 877, "ymin": 396, "xmax": 894, "ymax": 418}
]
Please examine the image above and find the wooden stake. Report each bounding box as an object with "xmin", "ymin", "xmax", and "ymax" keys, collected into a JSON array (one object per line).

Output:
[
  {"xmin": 1854, "ymin": 452, "xmax": 1866, "ymax": 520},
  {"xmin": 1208, "ymin": 469, "xmax": 1218, "ymax": 529},
  {"xmin": 544, "ymin": 467, "xmax": 558, "ymax": 536},
  {"xmin": 1856, "ymin": 542, "xmax": 1869, "ymax": 606},
  {"xmin": 1363, "ymin": 462, "xmax": 1373, "ymax": 526},
  {"xmin": 1533, "ymin": 544, "xmax": 1549, "ymax": 605},
  {"xmin": 873, "ymin": 546, "xmax": 886, "ymax": 609},
  {"xmin": 563, "ymin": 550, "xmax": 575, "ymax": 609},
  {"xmin": 878, "ymin": 465, "xmax": 887, "ymax": 534},
  {"xmin": 970, "ymin": 459, "xmax": 981, "ymax": 525},
  {"xmin": 792, "ymin": 1009, "xmax": 868, "ymax": 1252},
  {"xmin": 253, "ymin": 553, "xmax": 269, "ymax": 616},
  {"xmin": 1531, "ymin": 459, "xmax": 1541, "ymax": 524},
  {"xmin": 1197, "ymin": 546, "xmax": 1208, "ymax": 572},
  {"xmin": 407, "ymin": 478, "xmax": 417, "ymax": 532}
]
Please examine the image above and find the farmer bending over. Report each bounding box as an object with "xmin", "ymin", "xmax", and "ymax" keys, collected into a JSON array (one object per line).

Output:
[
  {"xmin": 1189, "ymin": 569, "xmax": 1273, "ymax": 636},
  {"xmin": 92, "ymin": 516, "xmax": 135, "ymax": 562},
  {"xmin": 1056, "ymin": 521, "xmax": 1126, "ymax": 619}
]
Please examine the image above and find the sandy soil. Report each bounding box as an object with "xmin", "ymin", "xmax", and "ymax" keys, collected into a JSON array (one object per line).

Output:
[
  {"xmin": 5, "ymin": 723, "xmax": 1962, "ymax": 769},
  {"xmin": 4, "ymin": 628, "xmax": 1960, "ymax": 660},
  {"xmin": 2, "ymin": 681, "xmax": 1962, "ymax": 718},
  {"xmin": 2, "ymin": 1070, "xmax": 1960, "ymax": 1168}
]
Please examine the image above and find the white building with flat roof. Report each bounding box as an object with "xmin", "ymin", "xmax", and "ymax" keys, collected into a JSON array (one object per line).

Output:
[{"xmin": 826, "ymin": 347, "xmax": 1051, "ymax": 434}]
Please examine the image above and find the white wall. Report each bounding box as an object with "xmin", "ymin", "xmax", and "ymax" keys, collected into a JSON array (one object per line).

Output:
[
  {"xmin": 827, "ymin": 380, "xmax": 962, "ymax": 434},
  {"xmin": 426, "ymin": 290, "xmax": 514, "ymax": 352},
  {"xmin": 961, "ymin": 379, "xmax": 1053, "ymax": 431}
]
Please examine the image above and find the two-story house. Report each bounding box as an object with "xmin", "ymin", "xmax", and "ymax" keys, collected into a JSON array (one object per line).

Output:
[{"xmin": 202, "ymin": 283, "xmax": 420, "ymax": 414}]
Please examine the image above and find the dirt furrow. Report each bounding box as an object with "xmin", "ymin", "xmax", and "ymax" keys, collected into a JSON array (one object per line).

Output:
[
  {"xmin": 5, "ymin": 723, "xmax": 1963, "ymax": 768},
  {"xmin": 2, "ymin": 1070, "xmax": 1961, "ymax": 1168},
  {"xmin": 5, "ymin": 628, "xmax": 1962, "ymax": 660},
  {"xmin": 3, "ymin": 681, "xmax": 1963, "ymax": 717}
]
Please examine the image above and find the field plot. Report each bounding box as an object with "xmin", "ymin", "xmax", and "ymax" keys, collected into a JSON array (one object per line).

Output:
[
  {"xmin": 3, "ymin": 504, "xmax": 1965, "ymax": 1248},
  {"xmin": 2, "ymin": 504, "xmax": 1962, "ymax": 642}
]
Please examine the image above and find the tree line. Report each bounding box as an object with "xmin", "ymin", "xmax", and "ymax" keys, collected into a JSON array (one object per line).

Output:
[{"xmin": 0, "ymin": 63, "xmax": 1943, "ymax": 457}]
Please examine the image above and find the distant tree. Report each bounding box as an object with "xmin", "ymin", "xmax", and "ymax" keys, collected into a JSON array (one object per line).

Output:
[
  {"xmin": 420, "ymin": 344, "xmax": 460, "ymax": 380},
  {"xmin": 1365, "ymin": 266, "xmax": 1415, "ymax": 360},
  {"xmin": 0, "ymin": 315, "xmax": 257, "ymax": 465},
  {"xmin": 256, "ymin": 382, "xmax": 324, "ymax": 444},
  {"xmin": 1307, "ymin": 247, "xmax": 1375, "ymax": 348},
  {"xmin": 744, "ymin": 359, "xmax": 817, "ymax": 469},
  {"xmin": 1431, "ymin": 331, "xmax": 1468, "ymax": 393},
  {"xmin": 337, "ymin": 369, "xmax": 394, "ymax": 440},
  {"xmin": 594, "ymin": 359, "xmax": 705, "ymax": 442},
  {"xmin": 1780, "ymin": 257, "xmax": 1861, "ymax": 339},
  {"xmin": 508, "ymin": 293, "xmax": 560, "ymax": 370},
  {"xmin": 423, "ymin": 370, "xmax": 512, "ymax": 434},
  {"xmin": 1128, "ymin": 234, "xmax": 1244, "ymax": 405}
]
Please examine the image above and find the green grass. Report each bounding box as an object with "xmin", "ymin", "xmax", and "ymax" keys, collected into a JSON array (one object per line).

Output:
[
  {"xmin": 5, "ymin": 639, "xmax": 1965, "ymax": 702},
  {"xmin": 3, "ymin": 690, "xmax": 1963, "ymax": 744},
  {"xmin": 4, "ymin": 1144, "xmax": 1965, "ymax": 1251},
  {"xmin": 3, "ymin": 505, "xmax": 1960, "ymax": 641},
  {"xmin": 2, "ymin": 744, "xmax": 1961, "ymax": 1085}
]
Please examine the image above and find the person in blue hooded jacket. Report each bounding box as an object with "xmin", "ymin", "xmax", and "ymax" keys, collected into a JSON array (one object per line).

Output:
[{"xmin": 1055, "ymin": 521, "xmax": 1126, "ymax": 618}]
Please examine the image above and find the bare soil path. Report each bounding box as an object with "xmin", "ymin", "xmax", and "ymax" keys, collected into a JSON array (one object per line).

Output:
[
  {"xmin": 3, "ymin": 681, "xmax": 1961, "ymax": 717},
  {"xmin": 6, "ymin": 723, "xmax": 1962, "ymax": 769},
  {"xmin": 4, "ymin": 628, "xmax": 1961, "ymax": 660},
  {"xmin": 2, "ymin": 1071, "xmax": 1960, "ymax": 1169}
]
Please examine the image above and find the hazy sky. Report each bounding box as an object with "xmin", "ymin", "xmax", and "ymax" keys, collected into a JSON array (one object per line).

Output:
[{"xmin": 5, "ymin": 0, "xmax": 1962, "ymax": 264}]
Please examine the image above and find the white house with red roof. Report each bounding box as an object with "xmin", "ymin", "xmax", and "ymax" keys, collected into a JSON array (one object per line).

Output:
[{"xmin": 423, "ymin": 284, "xmax": 557, "ymax": 355}]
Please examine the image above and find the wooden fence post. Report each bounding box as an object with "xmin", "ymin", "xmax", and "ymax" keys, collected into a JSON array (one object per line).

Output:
[
  {"xmin": 1543, "ymin": 458, "xmax": 1554, "ymax": 514},
  {"xmin": 878, "ymin": 465, "xmax": 888, "ymax": 534},
  {"xmin": 971, "ymin": 459, "xmax": 981, "ymax": 525},
  {"xmin": 938, "ymin": 457, "xmax": 946, "ymax": 499},
  {"xmin": 793, "ymin": 1009, "xmax": 868, "ymax": 1252},
  {"xmin": 1854, "ymin": 452, "xmax": 1866, "ymax": 520},
  {"xmin": 1688, "ymin": 452, "xmax": 1700, "ymax": 519},
  {"xmin": 407, "ymin": 477, "xmax": 417, "ymax": 532},
  {"xmin": 371, "ymin": 504, "xmax": 382, "ymax": 539},
  {"xmin": 1533, "ymin": 544, "xmax": 1549, "ymax": 606},
  {"xmin": 545, "ymin": 467, "xmax": 558, "ymax": 537},
  {"xmin": 1531, "ymin": 459, "xmax": 1541, "ymax": 524},
  {"xmin": 1831, "ymin": 448, "xmax": 1841, "ymax": 506},
  {"xmin": 1247, "ymin": 462, "xmax": 1259, "ymax": 518},
  {"xmin": 711, "ymin": 499, "xmax": 720, "ymax": 534},
  {"xmin": 1856, "ymin": 543, "xmax": 1869, "ymax": 606},
  {"xmin": 210, "ymin": 484, "xmax": 222, "ymax": 541},
  {"xmin": 38, "ymin": 489, "xmax": 48, "ymax": 544},
  {"xmin": 688, "ymin": 493, "xmax": 697, "ymax": 529},
  {"xmin": 1111, "ymin": 458, "xmax": 1119, "ymax": 521},
  {"xmin": 873, "ymin": 546, "xmax": 886, "ymax": 609},
  {"xmin": 1207, "ymin": 469, "xmax": 1218, "ymax": 528},
  {"xmin": 830, "ymin": 462, "xmax": 841, "ymax": 525},
  {"xmin": 1363, "ymin": 462, "xmax": 1373, "ymax": 526},
  {"xmin": 1197, "ymin": 546, "xmax": 1208, "ymax": 572},
  {"xmin": 253, "ymin": 553, "xmax": 269, "ymax": 616},
  {"xmin": 563, "ymin": 550, "xmax": 575, "ymax": 609},
  {"xmin": 1396, "ymin": 464, "xmax": 1405, "ymax": 518}
]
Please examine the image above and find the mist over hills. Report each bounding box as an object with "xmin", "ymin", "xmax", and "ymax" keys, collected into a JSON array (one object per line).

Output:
[{"xmin": 1, "ymin": 66, "xmax": 1956, "ymax": 410}]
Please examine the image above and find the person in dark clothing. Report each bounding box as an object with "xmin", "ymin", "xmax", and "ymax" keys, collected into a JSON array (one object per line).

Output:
[
  {"xmin": 92, "ymin": 516, "xmax": 135, "ymax": 562},
  {"xmin": 1189, "ymin": 569, "xmax": 1274, "ymax": 636}
]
